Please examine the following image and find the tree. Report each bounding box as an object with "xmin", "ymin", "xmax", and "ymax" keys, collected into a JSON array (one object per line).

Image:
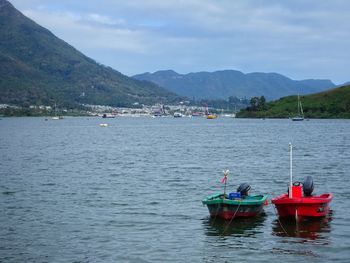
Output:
[
  {"xmin": 258, "ymin": 96, "xmax": 266, "ymax": 110},
  {"xmin": 250, "ymin": 97, "xmax": 259, "ymax": 110},
  {"xmin": 249, "ymin": 96, "xmax": 266, "ymax": 111}
]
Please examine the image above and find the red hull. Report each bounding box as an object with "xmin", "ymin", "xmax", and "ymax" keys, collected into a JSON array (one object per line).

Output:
[
  {"xmin": 272, "ymin": 193, "xmax": 333, "ymax": 218},
  {"xmin": 211, "ymin": 211, "xmax": 258, "ymax": 220}
]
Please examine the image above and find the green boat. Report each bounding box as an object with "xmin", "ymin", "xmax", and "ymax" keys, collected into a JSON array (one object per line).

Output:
[
  {"xmin": 202, "ymin": 192, "xmax": 268, "ymax": 220},
  {"xmin": 202, "ymin": 170, "xmax": 268, "ymax": 220}
]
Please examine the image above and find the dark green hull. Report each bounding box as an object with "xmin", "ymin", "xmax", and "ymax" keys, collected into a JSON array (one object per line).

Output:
[{"xmin": 202, "ymin": 193, "xmax": 267, "ymax": 220}]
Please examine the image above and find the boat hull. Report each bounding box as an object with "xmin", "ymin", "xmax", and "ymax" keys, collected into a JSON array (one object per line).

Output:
[
  {"xmin": 206, "ymin": 114, "xmax": 217, "ymax": 119},
  {"xmin": 292, "ymin": 117, "xmax": 304, "ymax": 121},
  {"xmin": 202, "ymin": 194, "xmax": 267, "ymax": 220},
  {"xmin": 272, "ymin": 193, "xmax": 333, "ymax": 218}
]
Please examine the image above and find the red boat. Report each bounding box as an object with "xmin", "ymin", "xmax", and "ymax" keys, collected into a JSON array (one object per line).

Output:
[
  {"xmin": 272, "ymin": 144, "xmax": 333, "ymax": 219},
  {"xmin": 272, "ymin": 186, "xmax": 333, "ymax": 218}
]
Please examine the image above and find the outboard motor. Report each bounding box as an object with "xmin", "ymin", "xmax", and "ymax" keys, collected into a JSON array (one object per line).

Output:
[
  {"xmin": 303, "ymin": 176, "xmax": 314, "ymax": 196},
  {"xmin": 237, "ymin": 183, "xmax": 251, "ymax": 197}
]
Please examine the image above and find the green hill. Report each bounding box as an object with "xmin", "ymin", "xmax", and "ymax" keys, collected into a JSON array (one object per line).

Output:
[
  {"xmin": 237, "ymin": 85, "xmax": 350, "ymax": 119},
  {"xmin": 0, "ymin": 0, "xmax": 181, "ymax": 108}
]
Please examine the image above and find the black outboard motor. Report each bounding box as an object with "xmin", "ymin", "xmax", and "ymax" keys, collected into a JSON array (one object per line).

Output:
[
  {"xmin": 237, "ymin": 183, "xmax": 251, "ymax": 197},
  {"xmin": 303, "ymin": 176, "xmax": 314, "ymax": 196}
]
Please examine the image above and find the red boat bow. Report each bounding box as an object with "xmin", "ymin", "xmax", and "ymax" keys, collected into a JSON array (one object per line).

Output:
[{"xmin": 272, "ymin": 192, "xmax": 333, "ymax": 218}]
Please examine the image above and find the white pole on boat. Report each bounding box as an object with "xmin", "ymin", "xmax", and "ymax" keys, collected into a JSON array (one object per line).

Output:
[
  {"xmin": 222, "ymin": 169, "xmax": 229, "ymax": 197},
  {"xmin": 224, "ymin": 180, "xmax": 227, "ymax": 197},
  {"xmin": 289, "ymin": 143, "xmax": 293, "ymax": 198}
]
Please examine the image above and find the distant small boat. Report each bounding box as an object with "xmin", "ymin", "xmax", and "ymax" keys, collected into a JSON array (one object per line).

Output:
[
  {"xmin": 51, "ymin": 116, "xmax": 64, "ymax": 120},
  {"xmin": 202, "ymin": 170, "xmax": 268, "ymax": 220},
  {"xmin": 204, "ymin": 105, "xmax": 217, "ymax": 119},
  {"xmin": 292, "ymin": 116, "xmax": 304, "ymax": 121},
  {"xmin": 173, "ymin": 112, "xmax": 183, "ymax": 118},
  {"xmin": 271, "ymin": 143, "xmax": 333, "ymax": 219},
  {"xmin": 192, "ymin": 112, "xmax": 203, "ymax": 117},
  {"xmin": 51, "ymin": 102, "xmax": 63, "ymax": 120},
  {"xmin": 292, "ymin": 94, "xmax": 304, "ymax": 121},
  {"xmin": 99, "ymin": 123, "xmax": 108, "ymax": 127},
  {"xmin": 206, "ymin": 114, "xmax": 217, "ymax": 119},
  {"xmin": 102, "ymin": 113, "xmax": 116, "ymax": 118},
  {"xmin": 223, "ymin": 113, "xmax": 236, "ymax": 118}
]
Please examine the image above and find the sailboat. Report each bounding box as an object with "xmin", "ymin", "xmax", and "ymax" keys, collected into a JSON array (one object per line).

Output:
[
  {"xmin": 51, "ymin": 102, "xmax": 63, "ymax": 120},
  {"xmin": 291, "ymin": 94, "xmax": 304, "ymax": 121},
  {"xmin": 204, "ymin": 105, "xmax": 217, "ymax": 119}
]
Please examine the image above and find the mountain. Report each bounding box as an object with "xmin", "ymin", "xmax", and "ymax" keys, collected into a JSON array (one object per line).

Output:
[
  {"xmin": 340, "ymin": 81, "xmax": 350, "ymax": 86},
  {"xmin": 237, "ymin": 85, "xmax": 350, "ymax": 119},
  {"xmin": 133, "ymin": 70, "xmax": 335, "ymax": 100},
  {"xmin": 0, "ymin": 0, "xmax": 181, "ymax": 108}
]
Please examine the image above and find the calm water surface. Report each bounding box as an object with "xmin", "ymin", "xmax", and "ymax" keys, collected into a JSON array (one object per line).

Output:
[{"xmin": 1, "ymin": 117, "xmax": 349, "ymax": 262}]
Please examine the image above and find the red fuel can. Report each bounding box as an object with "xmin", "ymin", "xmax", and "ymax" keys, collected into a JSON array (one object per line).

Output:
[{"xmin": 291, "ymin": 185, "xmax": 303, "ymax": 198}]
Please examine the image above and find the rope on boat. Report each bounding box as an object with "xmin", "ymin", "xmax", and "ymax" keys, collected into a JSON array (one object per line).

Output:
[
  {"xmin": 273, "ymin": 205, "xmax": 289, "ymax": 236},
  {"xmin": 221, "ymin": 200, "xmax": 242, "ymax": 236},
  {"xmin": 211, "ymin": 200, "xmax": 222, "ymax": 226}
]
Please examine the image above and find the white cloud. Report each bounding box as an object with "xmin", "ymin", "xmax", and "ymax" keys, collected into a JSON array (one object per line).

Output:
[
  {"xmin": 22, "ymin": 9, "xmax": 149, "ymax": 54},
  {"xmin": 86, "ymin": 13, "xmax": 125, "ymax": 26}
]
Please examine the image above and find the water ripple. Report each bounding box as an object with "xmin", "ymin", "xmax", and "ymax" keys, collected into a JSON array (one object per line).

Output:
[{"xmin": 0, "ymin": 117, "xmax": 349, "ymax": 262}]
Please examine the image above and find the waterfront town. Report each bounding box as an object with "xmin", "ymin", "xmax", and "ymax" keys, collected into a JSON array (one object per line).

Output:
[{"xmin": 0, "ymin": 102, "xmax": 239, "ymax": 118}]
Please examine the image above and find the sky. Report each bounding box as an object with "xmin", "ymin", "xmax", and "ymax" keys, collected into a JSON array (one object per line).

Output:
[{"xmin": 10, "ymin": 0, "xmax": 350, "ymax": 84}]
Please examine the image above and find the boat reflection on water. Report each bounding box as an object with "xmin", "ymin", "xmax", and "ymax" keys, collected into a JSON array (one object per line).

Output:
[
  {"xmin": 272, "ymin": 212, "xmax": 332, "ymax": 240},
  {"xmin": 203, "ymin": 215, "xmax": 266, "ymax": 237}
]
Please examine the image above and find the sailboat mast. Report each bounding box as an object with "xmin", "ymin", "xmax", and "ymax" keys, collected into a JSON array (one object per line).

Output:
[{"xmin": 297, "ymin": 94, "xmax": 300, "ymax": 115}]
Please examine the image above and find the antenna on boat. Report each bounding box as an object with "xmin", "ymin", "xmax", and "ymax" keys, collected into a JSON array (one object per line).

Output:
[
  {"xmin": 221, "ymin": 169, "xmax": 230, "ymax": 197},
  {"xmin": 289, "ymin": 143, "xmax": 293, "ymax": 198}
]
